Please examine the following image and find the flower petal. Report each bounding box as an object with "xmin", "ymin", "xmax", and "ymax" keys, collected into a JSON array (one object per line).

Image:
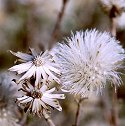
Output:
[
  {"xmin": 43, "ymin": 93, "xmax": 65, "ymax": 99},
  {"xmin": 29, "ymin": 48, "xmax": 38, "ymax": 57},
  {"xmin": 9, "ymin": 62, "xmax": 33, "ymax": 74},
  {"xmin": 35, "ymin": 67, "xmax": 42, "ymax": 86},
  {"xmin": 18, "ymin": 65, "xmax": 36, "ymax": 82},
  {"xmin": 44, "ymin": 87, "xmax": 55, "ymax": 94},
  {"xmin": 10, "ymin": 50, "xmax": 33, "ymax": 61},
  {"xmin": 17, "ymin": 96, "xmax": 33, "ymax": 103},
  {"xmin": 44, "ymin": 64, "xmax": 60, "ymax": 74},
  {"xmin": 42, "ymin": 96, "xmax": 62, "ymax": 111},
  {"xmin": 39, "ymin": 66, "xmax": 48, "ymax": 80},
  {"xmin": 40, "ymin": 85, "xmax": 48, "ymax": 92},
  {"xmin": 43, "ymin": 66, "xmax": 60, "ymax": 83}
]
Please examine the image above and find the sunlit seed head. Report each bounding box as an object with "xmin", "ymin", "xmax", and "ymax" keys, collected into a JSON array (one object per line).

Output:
[{"xmin": 53, "ymin": 29, "xmax": 125, "ymax": 97}]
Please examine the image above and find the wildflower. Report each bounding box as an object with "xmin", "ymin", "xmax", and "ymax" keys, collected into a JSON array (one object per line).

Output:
[
  {"xmin": 9, "ymin": 48, "xmax": 60, "ymax": 86},
  {"xmin": 53, "ymin": 30, "xmax": 125, "ymax": 97},
  {"xmin": 100, "ymin": 0, "xmax": 125, "ymax": 17},
  {"xmin": 16, "ymin": 80, "xmax": 65, "ymax": 117}
]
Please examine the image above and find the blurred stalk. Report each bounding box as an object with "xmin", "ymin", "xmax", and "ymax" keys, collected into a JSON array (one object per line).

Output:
[
  {"xmin": 111, "ymin": 17, "xmax": 116, "ymax": 37},
  {"xmin": 102, "ymin": 8, "xmax": 118, "ymax": 126},
  {"xmin": 19, "ymin": 113, "xmax": 28, "ymax": 126},
  {"xmin": 73, "ymin": 97, "xmax": 86, "ymax": 126},
  {"xmin": 49, "ymin": 0, "xmax": 69, "ymax": 49},
  {"xmin": 43, "ymin": 110, "xmax": 55, "ymax": 126},
  {"xmin": 109, "ymin": 9, "xmax": 118, "ymax": 126},
  {"xmin": 74, "ymin": 99, "xmax": 82, "ymax": 126},
  {"xmin": 111, "ymin": 86, "xmax": 118, "ymax": 126}
]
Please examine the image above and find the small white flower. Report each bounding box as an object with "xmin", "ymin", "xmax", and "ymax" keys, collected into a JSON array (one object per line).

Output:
[
  {"xmin": 100, "ymin": 0, "xmax": 125, "ymax": 16},
  {"xmin": 17, "ymin": 81, "xmax": 65, "ymax": 117},
  {"xmin": 9, "ymin": 48, "xmax": 60, "ymax": 86},
  {"xmin": 53, "ymin": 29, "xmax": 125, "ymax": 97}
]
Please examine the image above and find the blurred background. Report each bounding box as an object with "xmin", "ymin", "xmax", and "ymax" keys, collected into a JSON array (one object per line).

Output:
[{"xmin": 0, "ymin": 0, "xmax": 125, "ymax": 126}]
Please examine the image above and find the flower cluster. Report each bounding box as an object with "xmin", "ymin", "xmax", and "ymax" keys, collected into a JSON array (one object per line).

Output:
[
  {"xmin": 9, "ymin": 48, "xmax": 65, "ymax": 116},
  {"xmin": 9, "ymin": 29, "xmax": 125, "ymax": 114},
  {"xmin": 53, "ymin": 30, "xmax": 125, "ymax": 97}
]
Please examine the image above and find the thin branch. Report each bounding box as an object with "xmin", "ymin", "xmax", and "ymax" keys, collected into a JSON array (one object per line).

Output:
[
  {"xmin": 74, "ymin": 98, "xmax": 83, "ymax": 126},
  {"xmin": 43, "ymin": 110, "xmax": 55, "ymax": 126},
  {"xmin": 110, "ymin": 12, "xmax": 118, "ymax": 126},
  {"xmin": 102, "ymin": 9, "xmax": 118, "ymax": 126},
  {"xmin": 111, "ymin": 86, "xmax": 118, "ymax": 126},
  {"xmin": 19, "ymin": 113, "xmax": 28, "ymax": 126},
  {"xmin": 111, "ymin": 17, "xmax": 117, "ymax": 37},
  {"xmin": 101, "ymin": 88, "xmax": 112, "ymax": 126},
  {"xmin": 49, "ymin": 0, "xmax": 69, "ymax": 49}
]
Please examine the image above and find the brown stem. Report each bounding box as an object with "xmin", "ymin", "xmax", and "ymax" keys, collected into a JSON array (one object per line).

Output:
[
  {"xmin": 111, "ymin": 86, "xmax": 118, "ymax": 126},
  {"xmin": 101, "ymin": 88, "xmax": 112, "ymax": 126},
  {"xmin": 43, "ymin": 110, "xmax": 55, "ymax": 126},
  {"xmin": 19, "ymin": 113, "xmax": 28, "ymax": 126},
  {"xmin": 49, "ymin": 0, "xmax": 69, "ymax": 49},
  {"xmin": 111, "ymin": 17, "xmax": 116, "ymax": 37},
  {"xmin": 110, "ymin": 16, "xmax": 118, "ymax": 126},
  {"xmin": 101, "ymin": 87, "xmax": 118, "ymax": 126},
  {"xmin": 74, "ymin": 98, "xmax": 82, "ymax": 126}
]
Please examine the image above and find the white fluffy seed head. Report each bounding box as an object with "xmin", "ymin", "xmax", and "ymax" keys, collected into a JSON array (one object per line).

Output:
[{"xmin": 53, "ymin": 29, "xmax": 125, "ymax": 97}]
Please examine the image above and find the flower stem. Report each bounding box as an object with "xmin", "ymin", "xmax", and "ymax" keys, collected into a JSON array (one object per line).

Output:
[
  {"xmin": 43, "ymin": 110, "xmax": 55, "ymax": 126},
  {"xmin": 19, "ymin": 113, "xmax": 28, "ymax": 126},
  {"xmin": 111, "ymin": 86, "xmax": 118, "ymax": 126},
  {"xmin": 110, "ymin": 15, "xmax": 118, "ymax": 126},
  {"xmin": 111, "ymin": 17, "xmax": 116, "ymax": 37},
  {"xmin": 74, "ymin": 98, "xmax": 82, "ymax": 126},
  {"xmin": 49, "ymin": 0, "xmax": 69, "ymax": 49}
]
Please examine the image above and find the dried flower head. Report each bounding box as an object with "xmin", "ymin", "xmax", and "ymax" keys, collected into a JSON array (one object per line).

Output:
[
  {"xmin": 9, "ymin": 48, "xmax": 60, "ymax": 86},
  {"xmin": 17, "ymin": 80, "xmax": 65, "ymax": 117},
  {"xmin": 53, "ymin": 30, "xmax": 125, "ymax": 97},
  {"xmin": 100, "ymin": 0, "xmax": 125, "ymax": 17}
]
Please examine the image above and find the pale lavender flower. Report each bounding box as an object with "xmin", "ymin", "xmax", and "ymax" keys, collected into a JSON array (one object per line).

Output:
[
  {"xmin": 16, "ymin": 80, "xmax": 65, "ymax": 117},
  {"xmin": 53, "ymin": 30, "xmax": 125, "ymax": 97},
  {"xmin": 9, "ymin": 48, "xmax": 60, "ymax": 86}
]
